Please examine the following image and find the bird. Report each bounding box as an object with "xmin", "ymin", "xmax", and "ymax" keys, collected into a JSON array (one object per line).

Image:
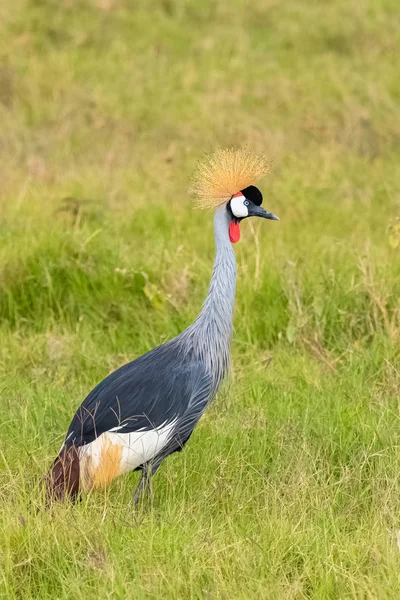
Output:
[{"xmin": 44, "ymin": 147, "xmax": 279, "ymax": 506}]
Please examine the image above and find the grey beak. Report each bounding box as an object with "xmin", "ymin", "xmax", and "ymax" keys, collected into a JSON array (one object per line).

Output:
[{"xmin": 250, "ymin": 205, "xmax": 280, "ymax": 221}]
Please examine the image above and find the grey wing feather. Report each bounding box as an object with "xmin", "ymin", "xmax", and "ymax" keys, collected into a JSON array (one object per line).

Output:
[
  {"xmin": 65, "ymin": 340, "xmax": 214, "ymax": 449},
  {"xmin": 163, "ymin": 363, "xmax": 213, "ymax": 456}
]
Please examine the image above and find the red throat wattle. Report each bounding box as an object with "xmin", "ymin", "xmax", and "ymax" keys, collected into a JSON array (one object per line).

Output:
[{"xmin": 229, "ymin": 220, "xmax": 240, "ymax": 243}]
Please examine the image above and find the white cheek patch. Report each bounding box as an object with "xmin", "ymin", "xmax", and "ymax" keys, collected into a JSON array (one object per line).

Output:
[{"xmin": 230, "ymin": 194, "xmax": 249, "ymax": 218}]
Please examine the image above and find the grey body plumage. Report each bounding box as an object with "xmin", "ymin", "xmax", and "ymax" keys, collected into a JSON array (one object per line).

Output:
[{"xmin": 60, "ymin": 207, "xmax": 235, "ymax": 502}]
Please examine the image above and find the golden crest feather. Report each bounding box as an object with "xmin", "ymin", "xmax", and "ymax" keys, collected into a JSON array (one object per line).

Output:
[{"xmin": 190, "ymin": 147, "xmax": 270, "ymax": 210}]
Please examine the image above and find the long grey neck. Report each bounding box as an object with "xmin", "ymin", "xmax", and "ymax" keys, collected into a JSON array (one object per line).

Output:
[{"xmin": 182, "ymin": 205, "xmax": 236, "ymax": 390}]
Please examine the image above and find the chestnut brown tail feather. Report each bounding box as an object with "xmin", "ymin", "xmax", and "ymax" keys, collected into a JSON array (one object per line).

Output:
[{"xmin": 45, "ymin": 446, "xmax": 80, "ymax": 503}]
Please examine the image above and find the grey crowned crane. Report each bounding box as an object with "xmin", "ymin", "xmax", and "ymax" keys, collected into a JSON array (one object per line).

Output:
[{"xmin": 45, "ymin": 147, "xmax": 279, "ymax": 505}]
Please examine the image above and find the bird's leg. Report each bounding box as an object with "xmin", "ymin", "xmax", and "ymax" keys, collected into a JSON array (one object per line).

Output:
[
  {"xmin": 132, "ymin": 470, "xmax": 149, "ymax": 507},
  {"xmin": 133, "ymin": 461, "xmax": 160, "ymax": 508}
]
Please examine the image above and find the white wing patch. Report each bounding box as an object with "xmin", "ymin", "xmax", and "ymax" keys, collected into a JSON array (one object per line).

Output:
[{"xmin": 78, "ymin": 419, "xmax": 177, "ymax": 491}]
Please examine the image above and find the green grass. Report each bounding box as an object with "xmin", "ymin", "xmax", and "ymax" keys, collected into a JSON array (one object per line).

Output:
[{"xmin": 1, "ymin": 0, "xmax": 400, "ymax": 597}]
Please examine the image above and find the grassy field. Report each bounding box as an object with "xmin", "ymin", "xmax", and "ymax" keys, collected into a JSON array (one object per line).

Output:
[{"xmin": 1, "ymin": 0, "xmax": 400, "ymax": 597}]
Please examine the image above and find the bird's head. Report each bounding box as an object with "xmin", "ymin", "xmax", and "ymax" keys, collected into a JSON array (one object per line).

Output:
[
  {"xmin": 190, "ymin": 147, "xmax": 279, "ymax": 243},
  {"xmin": 227, "ymin": 185, "xmax": 279, "ymax": 243}
]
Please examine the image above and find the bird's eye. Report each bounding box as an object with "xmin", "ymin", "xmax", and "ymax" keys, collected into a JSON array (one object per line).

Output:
[{"xmin": 244, "ymin": 200, "xmax": 249, "ymax": 206}]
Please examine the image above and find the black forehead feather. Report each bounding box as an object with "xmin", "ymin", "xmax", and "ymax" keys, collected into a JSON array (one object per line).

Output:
[{"xmin": 241, "ymin": 185, "xmax": 263, "ymax": 206}]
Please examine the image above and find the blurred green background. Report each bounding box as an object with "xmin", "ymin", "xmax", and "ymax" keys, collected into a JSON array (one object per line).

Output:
[{"xmin": 1, "ymin": 0, "xmax": 400, "ymax": 598}]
